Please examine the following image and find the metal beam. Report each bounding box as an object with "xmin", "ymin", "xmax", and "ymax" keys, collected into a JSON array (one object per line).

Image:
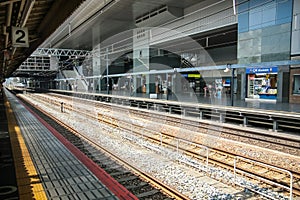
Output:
[
  {"xmin": 178, "ymin": 60, "xmax": 300, "ymax": 73},
  {"xmin": 0, "ymin": 0, "xmax": 21, "ymax": 6},
  {"xmin": 19, "ymin": 0, "xmax": 35, "ymax": 27},
  {"xmin": 31, "ymin": 48, "xmax": 91, "ymax": 57},
  {"xmin": 97, "ymin": 59, "xmax": 300, "ymax": 78},
  {"xmin": 53, "ymin": 59, "xmax": 300, "ymax": 81},
  {"xmin": 3, "ymin": 0, "xmax": 85, "ymax": 78}
]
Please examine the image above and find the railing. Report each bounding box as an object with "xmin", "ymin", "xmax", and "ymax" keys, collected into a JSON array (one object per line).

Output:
[
  {"xmin": 123, "ymin": 126, "xmax": 293, "ymax": 200},
  {"xmin": 234, "ymin": 156, "xmax": 293, "ymax": 200},
  {"xmin": 22, "ymin": 91, "xmax": 295, "ymax": 199},
  {"xmin": 50, "ymin": 89, "xmax": 300, "ymax": 133},
  {"xmin": 74, "ymin": 67, "xmax": 88, "ymax": 91},
  {"xmin": 93, "ymin": 102, "xmax": 294, "ymax": 199}
]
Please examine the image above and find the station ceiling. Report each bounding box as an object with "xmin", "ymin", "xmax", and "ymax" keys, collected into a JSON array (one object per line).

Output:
[
  {"xmin": 41, "ymin": 0, "xmax": 203, "ymax": 50},
  {"xmin": 1, "ymin": 0, "xmax": 234, "ymax": 80},
  {"xmin": 0, "ymin": 0, "xmax": 84, "ymax": 81}
]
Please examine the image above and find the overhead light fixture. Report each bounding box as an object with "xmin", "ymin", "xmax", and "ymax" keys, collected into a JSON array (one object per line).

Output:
[
  {"xmin": 232, "ymin": 0, "xmax": 236, "ymax": 15},
  {"xmin": 191, "ymin": 57, "xmax": 197, "ymax": 62},
  {"xmin": 224, "ymin": 63, "xmax": 231, "ymax": 72},
  {"xmin": 224, "ymin": 67, "xmax": 230, "ymax": 73}
]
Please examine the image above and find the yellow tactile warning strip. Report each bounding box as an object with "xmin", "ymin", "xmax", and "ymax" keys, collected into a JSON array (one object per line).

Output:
[{"xmin": 4, "ymin": 98, "xmax": 47, "ymax": 200}]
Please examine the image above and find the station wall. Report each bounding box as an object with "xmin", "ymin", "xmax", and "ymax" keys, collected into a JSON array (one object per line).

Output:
[
  {"xmin": 151, "ymin": 0, "xmax": 237, "ymax": 45},
  {"xmin": 290, "ymin": 56, "xmax": 300, "ymax": 103},
  {"xmin": 237, "ymin": 0, "xmax": 293, "ymax": 63},
  {"xmin": 291, "ymin": 0, "xmax": 300, "ymax": 55}
]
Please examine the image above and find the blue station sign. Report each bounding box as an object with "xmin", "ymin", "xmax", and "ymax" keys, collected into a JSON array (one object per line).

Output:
[{"xmin": 246, "ymin": 66, "xmax": 278, "ymax": 74}]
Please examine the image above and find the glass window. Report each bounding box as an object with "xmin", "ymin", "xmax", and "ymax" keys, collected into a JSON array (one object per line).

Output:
[
  {"xmin": 261, "ymin": 3, "xmax": 276, "ymax": 27},
  {"xmin": 237, "ymin": 0, "xmax": 248, "ymax": 4},
  {"xmin": 250, "ymin": 0, "xmax": 263, "ymax": 8},
  {"xmin": 249, "ymin": 1, "xmax": 276, "ymax": 30},
  {"xmin": 238, "ymin": 1, "xmax": 249, "ymax": 33},
  {"xmin": 293, "ymin": 75, "xmax": 300, "ymax": 94},
  {"xmin": 276, "ymin": 0, "xmax": 292, "ymax": 25},
  {"xmin": 238, "ymin": 13, "xmax": 249, "ymax": 33},
  {"xmin": 238, "ymin": 1, "xmax": 249, "ymax": 13},
  {"xmin": 249, "ymin": 6, "xmax": 262, "ymax": 30}
]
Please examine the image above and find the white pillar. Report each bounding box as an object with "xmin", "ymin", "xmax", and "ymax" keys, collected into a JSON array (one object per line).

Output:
[{"xmin": 133, "ymin": 28, "xmax": 151, "ymax": 94}]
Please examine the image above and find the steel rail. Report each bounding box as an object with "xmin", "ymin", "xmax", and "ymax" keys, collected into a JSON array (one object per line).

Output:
[
  {"xmin": 19, "ymin": 92, "xmax": 300, "ymax": 198},
  {"xmin": 18, "ymin": 94, "xmax": 190, "ymax": 200}
]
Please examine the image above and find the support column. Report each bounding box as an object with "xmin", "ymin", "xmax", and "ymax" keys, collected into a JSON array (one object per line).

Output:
[
  {"xmin": 277, "ymin": 66, "xmax": 290, "ymax": 102},
  {"xmin": 237, "ymin": 68, "xmax": 246, "ymax": 100},
  {"xmin": 133, "ymin": 28, "xmax": 150, "ymax": 95},
  {"xmin": 92, "ymin": 25, "xmax": 101, "ymax": 93},
  {"xmin": 237, "ymin": 0, "xmax": 293, "ymax": 101},
  {"xmin": 50, "ymin": 57, "xmax": 59, "ymax": 71},
  {"xmin": 172, "ymin": 72, "xmax": 180, "ymax": 93}
]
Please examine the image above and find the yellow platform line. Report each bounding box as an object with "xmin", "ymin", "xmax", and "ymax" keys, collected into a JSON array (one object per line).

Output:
[{"xmin": 5, "ymin": 97, "xmax": 47, "ymax": 200}]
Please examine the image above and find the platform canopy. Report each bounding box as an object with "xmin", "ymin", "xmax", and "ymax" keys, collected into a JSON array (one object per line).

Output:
[{"xmin": 0, "ymin": 0, "xmax": 85, "ymax": 82}]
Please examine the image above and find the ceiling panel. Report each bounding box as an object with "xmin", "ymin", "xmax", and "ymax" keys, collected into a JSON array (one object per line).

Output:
[
  {"xmin": 1, "ymin": 0, "xmax": 205, "ymax": 79},
  {"xmin": 45, "ymin": 0, "xmax": 203, "ymax": 50},
  {"xmin": 0, "ymin": 0, "xmax": 85, "ymax": 79}
]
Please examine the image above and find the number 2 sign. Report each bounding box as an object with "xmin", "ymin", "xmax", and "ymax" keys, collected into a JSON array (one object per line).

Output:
[{"xmin": 12, "ymin": 26, "xmax": 29, "ymax": 47}]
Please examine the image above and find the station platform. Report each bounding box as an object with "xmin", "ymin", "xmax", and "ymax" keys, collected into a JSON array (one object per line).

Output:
[
  {"xmin": 108, "ymin": 91, "xmax": 300, "ymax": 113},
  {"xmin": 0, "ymin": 89, "xmax": 19, "ymax": 199},
  {"xmin": 0, "ymin": 89, "xmax": 137, "ymax": 199}
]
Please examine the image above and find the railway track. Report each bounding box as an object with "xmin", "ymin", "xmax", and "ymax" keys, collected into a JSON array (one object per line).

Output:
[
  {"xmin": 48, "ymin": 92, "xmax": 300, "ymax": 157},
  {"xmin": 46, "ymin": 93, "xmax": 300, "ymax": 167},
  {"xmin": 19, "ymin": 95, "xmax": 187, "ymax": 200},
  {"xmin": 96, "ymin": 110, "xmax": 300, "ymax": 198},
  {"xmin": 19, "ymin": 92, "xmax": 300, "ymax": 199},
  {"xmin": 49, "ymin": 89, "xmax": 300, "ymax": 133}
]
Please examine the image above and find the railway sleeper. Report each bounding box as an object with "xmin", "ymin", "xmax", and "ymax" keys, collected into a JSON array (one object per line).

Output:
[
  {"xmin": 125, "ymin": 181, "xmax": 148, "ymax": 190},
  {"xmin": 110, "ymin": 171, "xmax": 132, "ymax": 177},
  {"xmin": 111, "ymin": 172, "xmax": 133, "ymax": 180},
  {"xmin": 135, "ymin": 189, "xmax": 160, "ymax": 199},
  {"xmin": 27, "ymin": 94, "xmax": 300, "ymax": 195},
  {"xmin": 105, "ymin": 167, "xmax": 124, "ymax": 174},
  {"xmin": 94, "ymin": 155, "xmax": 114, "ymax": 163},
  {"xmin": 98, "ymin": 159, "xmax": 117, "ymax": 166},
  {"xmin": 116, "ymin": 175, "xmax": 139, "ymax": 183},
  {"xmin": 270, "ymin": 173, "xmax": 286, "ymax": 181},
  {"xmin": 238, "ymin": 163, "xmax": 255, "ymax": 171},
  {"xmin": 255, "ymin": 168, "xmax": 269, "ymax": 175},
  {"xmin": 103, "ymin": 164, "xmax": 124, "ymax": 171},
  {"xmin": 213, "ymin": 155, "xmax": 228, "ymax": 162}
]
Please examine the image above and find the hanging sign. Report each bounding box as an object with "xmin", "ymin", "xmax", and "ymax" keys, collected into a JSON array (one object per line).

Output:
[
  {"xmin": 246, "ymin": 66, "xmax": 278, "ymax": 74},
  {"xmin": 12, "ymin": 26, "xmax": 29, "ymax": 47}
]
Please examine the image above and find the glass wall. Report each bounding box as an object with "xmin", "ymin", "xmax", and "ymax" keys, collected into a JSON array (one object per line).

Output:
[
  {"xmin": 292, "ymin": 0, "xmax": 300, "ymax": 55},
  {"xmin": 293, "ymin": 75, "xmax": 300, "ymax": 94},
  {"xmin": 246, "ymin": 67, "xmax": 278, "ymax": 100},
  {"xmin": 238, "ymin": 0, "xmax": 293, "ymax": 33}
]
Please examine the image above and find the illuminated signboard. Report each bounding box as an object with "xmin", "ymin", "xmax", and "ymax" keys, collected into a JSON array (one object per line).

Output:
[
  {"xmin": 246, "ymin": 67, "xmax": 278, "ymax": 74},
  {"xmin": 181, "ymin": 74, "xmax": 201, "ymax": 78}
]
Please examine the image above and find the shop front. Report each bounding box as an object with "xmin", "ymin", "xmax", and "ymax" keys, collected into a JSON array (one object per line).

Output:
[
  {"xmin": 181, "ymin": 73, "xmax": 202, "ymax": 94},
  {"xmin": 289, "ymin": 67, "xmax": 300, "ymax": 103},
  {"xmin": 246, "ymin": 67, "xmax": 278, "ymax": 101}
]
